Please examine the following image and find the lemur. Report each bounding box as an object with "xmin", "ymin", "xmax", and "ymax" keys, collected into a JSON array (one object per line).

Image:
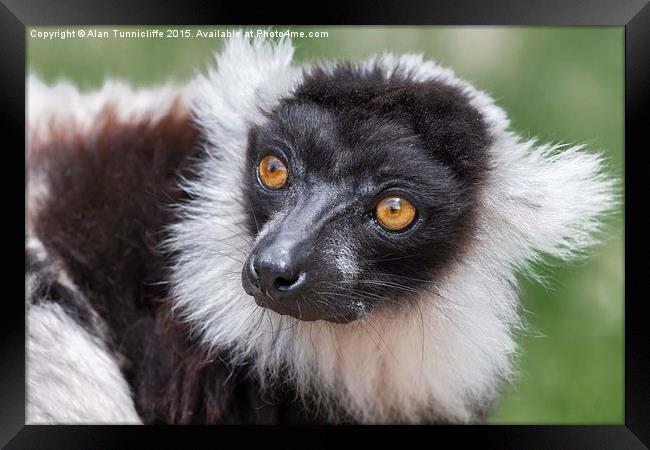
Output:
[{"xmin": 25, "ymin": 36, "xmax": 616, "ymax": 424}]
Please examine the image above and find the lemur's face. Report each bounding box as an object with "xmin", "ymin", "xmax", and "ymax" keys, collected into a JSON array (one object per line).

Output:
[{"xmin": 241, "ymin": 67, "xmax": 491, "ymax": 323}]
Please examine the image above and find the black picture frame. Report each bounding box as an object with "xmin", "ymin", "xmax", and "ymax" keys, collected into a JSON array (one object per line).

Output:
[{"xmin": 2, "ymin": 0, "xmax": 647, "ymax": 448}]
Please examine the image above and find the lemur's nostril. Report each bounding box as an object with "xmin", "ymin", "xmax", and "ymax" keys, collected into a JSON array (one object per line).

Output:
[
  {"xmin": 251, "ymin": 248, "xmax": 309, "ymax": 298},
  {"xmin": 274, "ymin": 277, "xmax": 293, "ymax": 291},
  {"xmin": 274, "ymin": 272, "xmax": 305, "ymax": 292}
]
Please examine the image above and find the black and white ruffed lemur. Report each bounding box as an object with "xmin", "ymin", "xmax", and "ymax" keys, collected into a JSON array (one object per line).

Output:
[{"xmin": 25, "ymin": 36, "xmax": 616, "ymax": 424}]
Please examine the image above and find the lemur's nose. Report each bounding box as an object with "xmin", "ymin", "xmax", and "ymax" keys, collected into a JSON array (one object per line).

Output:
[{"xmin": 245, "ymin": 250, "xmax": 307, "ymax": 299}]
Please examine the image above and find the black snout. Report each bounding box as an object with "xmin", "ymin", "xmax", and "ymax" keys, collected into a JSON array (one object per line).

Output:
[
  {"xmin": 240, "ymin": 191, "xmax": 364, "ymax": 323},
  {"xmin": 246, "ymin": 247, "xmax": 307, "ymax": 301},
  {"xmin": 246, "ymin": 253, "xmax": 307, "ymax": 297}
]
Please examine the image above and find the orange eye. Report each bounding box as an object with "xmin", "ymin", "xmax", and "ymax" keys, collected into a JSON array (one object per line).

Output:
[
  {"xmin": 258, "ymin": 155, "xmax": 288, "ymax": 189},
  {"xmin": 375, "ymin": 197, "xmax": 417, "ymax": 231}
]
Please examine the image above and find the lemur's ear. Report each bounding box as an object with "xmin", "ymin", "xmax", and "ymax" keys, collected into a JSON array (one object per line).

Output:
[
  {"xmin": 479, "ymin": 137, "xmax": 618, "ymax": 273},
  {"xmin": 189, "ymin": 35, "xmax": 299, "ymax": 154}
]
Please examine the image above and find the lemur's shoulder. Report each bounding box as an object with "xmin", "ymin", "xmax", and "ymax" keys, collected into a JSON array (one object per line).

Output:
[{"xmin": 27, "ymin": 76, "xmax": 203, "ymax": 302}]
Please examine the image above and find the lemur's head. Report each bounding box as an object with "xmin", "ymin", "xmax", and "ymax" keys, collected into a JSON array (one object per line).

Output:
[
  {"xmin": 241, "ymin": 65, "xmax": 490, "ymax": 323},
  {"xmin": 168, "ymin": 36, "xmax": 615, "ymax": 423}
]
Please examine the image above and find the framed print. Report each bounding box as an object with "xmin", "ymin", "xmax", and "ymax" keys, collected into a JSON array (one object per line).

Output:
[{"xmin": 2, "ymin": 0, "xmax": 648, "ymax": 448}]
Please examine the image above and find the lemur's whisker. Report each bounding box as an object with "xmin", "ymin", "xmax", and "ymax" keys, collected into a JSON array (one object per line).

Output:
[{"xmin": 243, "ymin": 192, "xmax": 261, "ymax": 234}]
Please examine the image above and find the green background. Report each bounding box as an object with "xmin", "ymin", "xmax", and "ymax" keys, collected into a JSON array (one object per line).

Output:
[{"xmin": 28, "ymin": 26, "xmax": 624, "ymax": 424}]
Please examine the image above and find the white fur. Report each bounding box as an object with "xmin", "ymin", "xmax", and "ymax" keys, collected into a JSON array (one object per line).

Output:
[
  {"xmin": 27, "ymin": 75, "xmax": 186, "ymax": 146},
  {"xmin": 166, "ymin": 37, "xmax": 616, "ymax": 423},
  {"xmin": 25, "ymin": 231, "xmax": 141, "ymax": 424},
  {"xmin": 27, "ymin": 302, "xmax": 141, "ymax": 424}
]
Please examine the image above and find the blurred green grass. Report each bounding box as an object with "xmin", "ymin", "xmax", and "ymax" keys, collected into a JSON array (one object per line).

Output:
[{"xmin": 27, "ymin": 26, "xmax": 624, "ymax": 424}]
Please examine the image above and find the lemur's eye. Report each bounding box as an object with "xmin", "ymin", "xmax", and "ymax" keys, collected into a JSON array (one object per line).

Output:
[
  {"xmin": 258, "ymin": 155, "xmax": 288, "ymax": 189},
  {"xmin": 375, "ymin": 197, "xmax": 417, "ymax": 231}
]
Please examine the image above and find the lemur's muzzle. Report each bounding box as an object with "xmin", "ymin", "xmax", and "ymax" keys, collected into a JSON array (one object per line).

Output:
[{"xmin": 241, "ymin": 191, "xmax": 357, "ymax": 323}]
